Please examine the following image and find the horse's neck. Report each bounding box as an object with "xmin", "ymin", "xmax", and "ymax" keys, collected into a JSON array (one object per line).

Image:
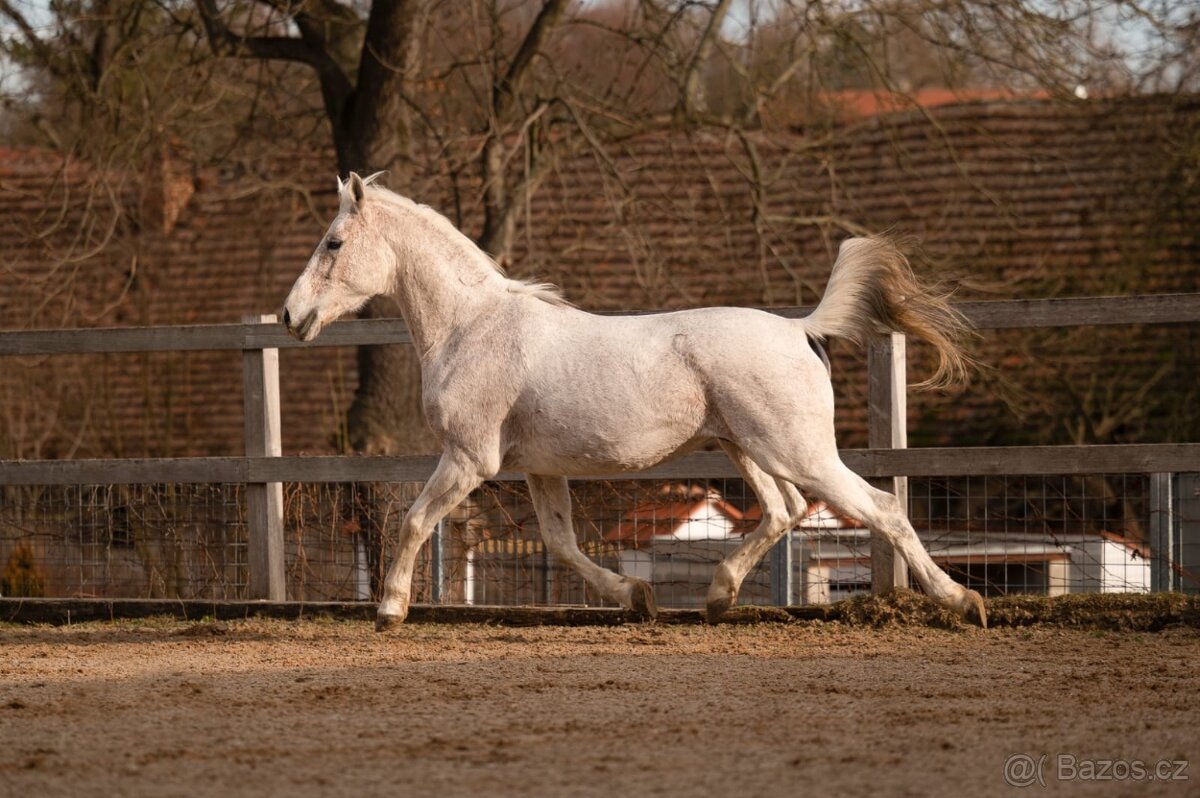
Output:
[{"xmin": 382, "ymin": 206, "xmax": 505, "ymax": 359}]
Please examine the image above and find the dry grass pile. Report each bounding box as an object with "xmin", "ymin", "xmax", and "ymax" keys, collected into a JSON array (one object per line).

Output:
[{"xmin": 821, "ymin": 589, "xmax": 1200, "ymax": 631}]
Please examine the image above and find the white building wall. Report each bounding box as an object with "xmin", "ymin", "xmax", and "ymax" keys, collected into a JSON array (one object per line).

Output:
[
  {"xmin": 668, "ymin": 504, "xmax": 736, "ymax": 541},
  {"xmin": 1068, "ymin": 540, "xmax": 1150, "ymax": 593}
]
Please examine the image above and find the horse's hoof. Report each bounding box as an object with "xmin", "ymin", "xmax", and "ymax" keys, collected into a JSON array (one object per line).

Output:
[
  {"xmin": 958, "ymin": 589, "xmax": 988, "ymax": 629},
  {"xmin": 705, "ymin": 594, "xmax": 734, "ymax": 624},
  {"xmin": 626, "ymin": 578, "xmax": 658, "ymax": 621},
  {"xmin": 375, "ymin": 613, "xmax": 405, "ymax": 633}
]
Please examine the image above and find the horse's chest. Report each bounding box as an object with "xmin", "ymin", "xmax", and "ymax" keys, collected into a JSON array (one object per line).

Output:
[{"xmin": 420, "ymin": 359, "xmax": 517, "ymax": 434}]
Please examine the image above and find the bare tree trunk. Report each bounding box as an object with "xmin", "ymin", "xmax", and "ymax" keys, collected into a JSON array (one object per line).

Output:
[{"xmin": 330, "ymin": 0, "xmax": 436, "ymax": 456}]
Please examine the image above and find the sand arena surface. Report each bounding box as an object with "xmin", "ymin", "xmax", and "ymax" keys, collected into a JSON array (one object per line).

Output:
[{"xmin": 0, "ymin": 619, "xmax": 1197, "ymax": 797}]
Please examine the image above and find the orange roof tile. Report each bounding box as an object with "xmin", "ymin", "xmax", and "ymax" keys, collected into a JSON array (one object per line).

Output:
[
  {"xmin": 605, "ymin": 495, "xmax": 747, "ymax": 544},
  {"xmin": 816, "ymin": 88, "xmax": 1052, "ymax": 120}
]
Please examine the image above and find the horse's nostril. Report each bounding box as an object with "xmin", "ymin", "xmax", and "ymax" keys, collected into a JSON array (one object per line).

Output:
[{"xmin": 283, "ymin": 309, "xmax": 291, "ymax": 328}]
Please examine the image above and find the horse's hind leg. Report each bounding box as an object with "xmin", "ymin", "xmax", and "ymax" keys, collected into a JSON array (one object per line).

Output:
[
  {"xmin": 526, "ymin": 474, "xmax": 656, "ymax": 620},
  {"xmin": 706, "ymin": 441, "xmax": 806, "ymax": 622},
  {"xmin": 783, "ymin": 455, "xmax": 987, "ymax": 627}
]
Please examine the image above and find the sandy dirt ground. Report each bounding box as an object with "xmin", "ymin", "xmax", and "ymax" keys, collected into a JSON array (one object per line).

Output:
[{"xmin": 1, "ymin": 618, "xmax": 1197, "ymax": 797}]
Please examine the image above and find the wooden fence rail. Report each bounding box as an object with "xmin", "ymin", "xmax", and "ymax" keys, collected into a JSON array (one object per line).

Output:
[
  {"xmin": 2, "ymin": 293, "xmax": 1198, "ymax": 355},
  {"xmin": 2, "ymin": 444, "xmax": 1197, "ymax": 486},
  {"xmin": 2, "ymin": 292, "xmax": 1198, "ymax": 600}
]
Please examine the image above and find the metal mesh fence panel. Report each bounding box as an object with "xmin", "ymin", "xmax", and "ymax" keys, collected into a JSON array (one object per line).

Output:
[
  {"xmin": 799, "ymin": 474, "xmax": 1159, "ymax": 603},
  {"xmin": 909, "ymin": 474, "xmax": 1155, "ymax": 596},
  {"xmin": 431, "ymin": 478, "xmax": 765, "ymax": 610},
  {"xmin": 796, "ymin": 472, "xmax": 1161, "ymax": 597},
  {"xmin": 0, "ymin": 483, "xmax": 248, "ymax": 599},
  {"xmin": 1, "ymin": 473, "xmax": 1191, "ymax": 603},
  {"xmin": 1180, "ymin": 473, "xmax": 1200, "ymax": 594}
]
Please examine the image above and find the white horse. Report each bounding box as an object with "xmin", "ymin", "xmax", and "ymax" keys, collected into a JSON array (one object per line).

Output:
[{"xmin": 284, "ymin": 172, "xmax": 987, "ymax": 630}]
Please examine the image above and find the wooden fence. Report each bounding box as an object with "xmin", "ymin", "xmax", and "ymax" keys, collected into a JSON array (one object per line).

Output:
[{"xmin": 2, "ymin": 294, "xmax": 1199, "ymax": 601}]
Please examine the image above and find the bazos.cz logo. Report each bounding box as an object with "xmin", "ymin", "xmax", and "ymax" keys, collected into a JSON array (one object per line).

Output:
[{"xmin": 1004, "ymin": 753, "xmax": 1189, "ymax": 788}]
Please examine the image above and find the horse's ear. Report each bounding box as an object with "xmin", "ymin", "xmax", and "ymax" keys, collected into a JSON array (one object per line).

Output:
[
  {"xmin": 348, "ymin": 172, "xmax": 367, "ymax": 207},
  {"xmin": 336, "ymin": 174, "xmax": 345, "ymax": 194}
]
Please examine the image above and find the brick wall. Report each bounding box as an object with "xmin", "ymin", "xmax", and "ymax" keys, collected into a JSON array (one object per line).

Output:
[{"xmin": 1, "ymin": 96, "xmax": 1197, "ymax": 458}]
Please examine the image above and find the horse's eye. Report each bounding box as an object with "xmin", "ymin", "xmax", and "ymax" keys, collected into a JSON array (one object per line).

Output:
[{"xmin": 327, "ymin": 239, "xmax": 343, "ymax": 252}]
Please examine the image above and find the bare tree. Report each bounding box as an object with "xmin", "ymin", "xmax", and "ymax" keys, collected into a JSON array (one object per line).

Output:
[{"xmin": 184, "ymin": 0, "xmax": 741, "ymax": 453}]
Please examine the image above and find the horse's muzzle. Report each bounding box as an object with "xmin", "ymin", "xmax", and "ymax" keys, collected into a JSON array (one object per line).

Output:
[
  {"xmin": 286, "ymin": 310, "xmax": 321, "ymax": 342},
  {"xmin": 283, "ymin": 307, "xmax": 317, "ymax": 341}
]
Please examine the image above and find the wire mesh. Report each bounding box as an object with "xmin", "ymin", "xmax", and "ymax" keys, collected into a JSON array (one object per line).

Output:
[
  {"xmin": 431, "ymin": 478, "xmax": 766, "ymax": 610},
  {"xmin": 1, "ymin": 473, "xmax": 1193, "ymax": 603},
  {"xmin": 909, "ymin": 474, "xmax": 1155, "ymax": 596},
  {"xmin": 801, "ymin": 472, "xmax": 1156, "ymax": 597},
  {"xmin": 802, "ymin": 474, "xmax": 1161, "ymax": 603},
  {"xmin": 0, "ymin": 483, "xmax": 247, "ymax": 599}
]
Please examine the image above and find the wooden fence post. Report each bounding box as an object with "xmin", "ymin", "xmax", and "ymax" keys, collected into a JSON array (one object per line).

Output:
[
  {"xmin": 868, "ymin": 332, "xmax": 910, "ymax": 593},
  {"xmin": 243, "ymin": 314, "xmax": 286, "ymax": 601}
]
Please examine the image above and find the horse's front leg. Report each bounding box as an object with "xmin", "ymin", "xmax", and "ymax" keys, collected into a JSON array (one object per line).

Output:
[{"xmin": 376, "ymin": 450, "xmax": 488, "ymax": 631}]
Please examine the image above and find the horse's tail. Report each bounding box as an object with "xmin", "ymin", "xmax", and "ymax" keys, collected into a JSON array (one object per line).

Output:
[{"xmin": 802, "ymin": 235, "xmax": 974, "ymax": 390}]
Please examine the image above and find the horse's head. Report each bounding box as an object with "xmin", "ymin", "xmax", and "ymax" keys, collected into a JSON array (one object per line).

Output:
[{"xmin": 283, "ymin": 172, "xmax": 395, "ymax": 341}]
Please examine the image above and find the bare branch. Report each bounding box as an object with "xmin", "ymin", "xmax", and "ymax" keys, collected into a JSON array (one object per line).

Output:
[
  {"xmin": 194, "ymin": 0, "xmax": 352, "ymax": 119},
  {"xmin": 678, "ymin": 0, "xmax": 732, "ymax": 117},
  {"xmin": 492, "ymin": 0, "xmax": 570, "ymax": 116},
  {"xmin": 0, "ymin": 0, "xmax": 61, "ymax": 73},
  {"xmin": 477, "ymin": 0, "xmax": 570, "ymax": 257}
]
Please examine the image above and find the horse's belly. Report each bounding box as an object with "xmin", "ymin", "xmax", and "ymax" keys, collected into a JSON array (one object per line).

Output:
[
  {"xmin": 505, "ymin": 400, "xmax": 711, "ymax": 476},
  {"xmin": 507, "ymin": 435, "xmax": 705, "ymax": 476},
  {"xmin": 502, "ymin": 330, "xmax": 717, "ymax": 474}
]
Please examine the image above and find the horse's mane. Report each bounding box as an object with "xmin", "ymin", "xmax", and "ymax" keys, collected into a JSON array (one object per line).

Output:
[{"xmin": 361, "ymin": 181, "xmax": 572, "ymax": 308}]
